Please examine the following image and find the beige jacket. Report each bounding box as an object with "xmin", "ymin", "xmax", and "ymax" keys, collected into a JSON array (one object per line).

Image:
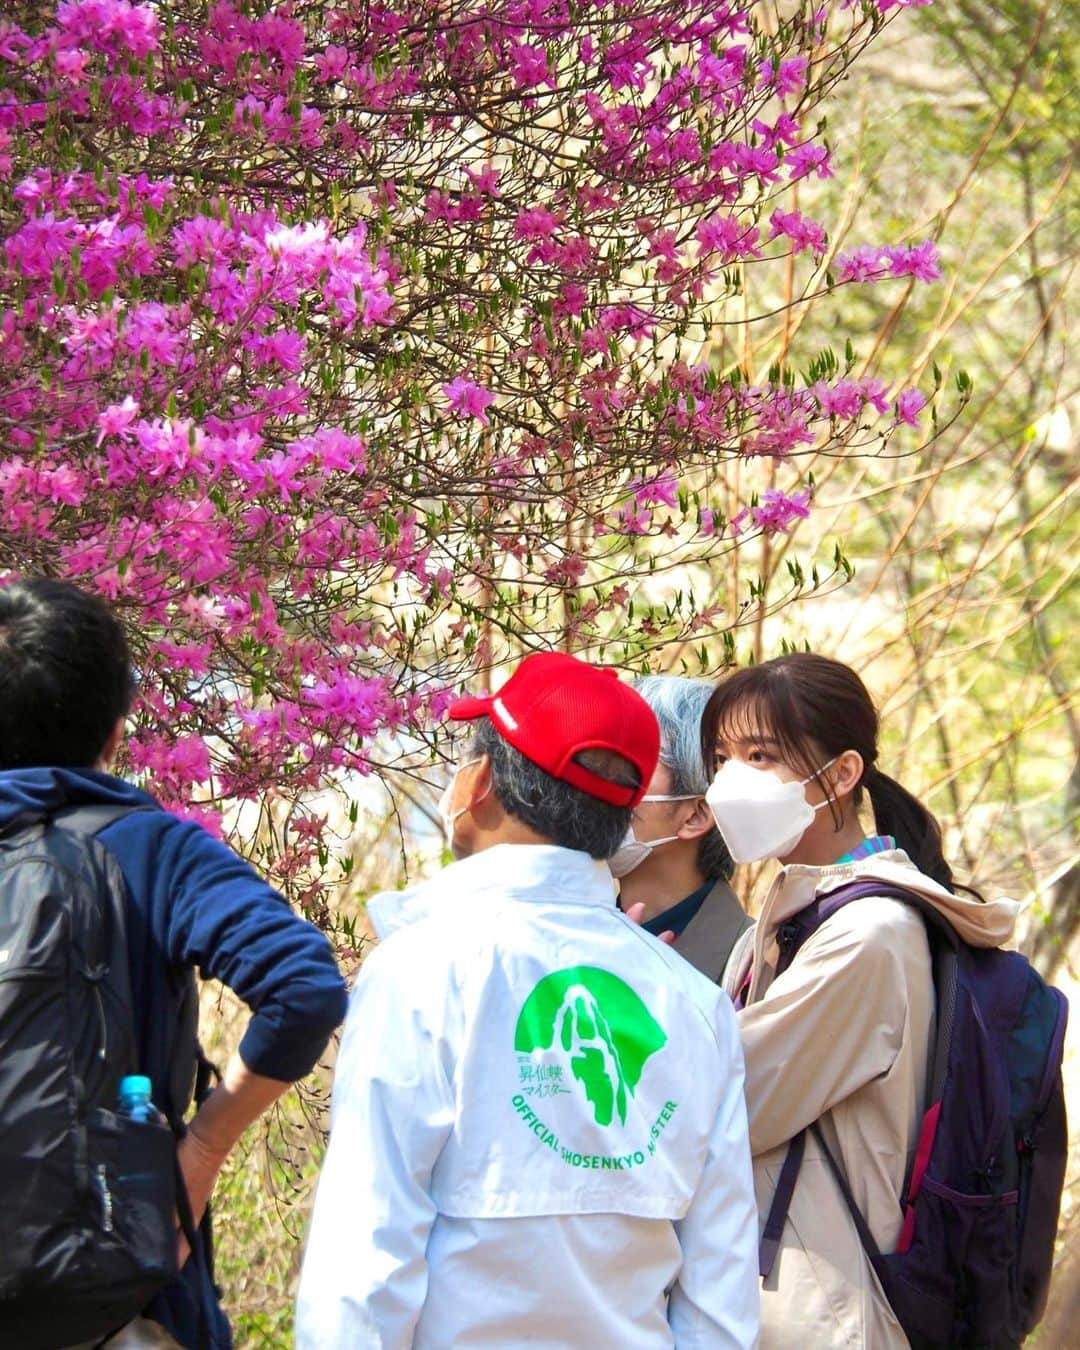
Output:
[{"xmin": 734, "ymin": 850, "xmax": 1018, "ymax": 1349}]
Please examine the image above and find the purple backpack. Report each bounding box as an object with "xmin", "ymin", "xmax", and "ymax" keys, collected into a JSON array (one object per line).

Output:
[{"xmin": 759, "ymin": 880, "xmax": 1068, "ymax": 1349}]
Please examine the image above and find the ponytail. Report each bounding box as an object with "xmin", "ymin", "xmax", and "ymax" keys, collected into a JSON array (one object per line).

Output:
[{"xmin": 864, "ymin": 767, "xmax": 954, "ymax": 891}]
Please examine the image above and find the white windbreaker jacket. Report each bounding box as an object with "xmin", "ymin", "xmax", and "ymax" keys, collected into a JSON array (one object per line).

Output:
[
  {"xmin": 732, "ymin": 850, "xmax": 1019, "ymax": 1349},
  {"xmin": 296, "ymin": 844, "xmax": 760, "ymax": 1349}
]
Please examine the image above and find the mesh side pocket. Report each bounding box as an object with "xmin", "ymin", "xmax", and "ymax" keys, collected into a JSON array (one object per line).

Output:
[{"xmin": 89, "ymin": 1106, "xmax": 178, "ymax": 1284}]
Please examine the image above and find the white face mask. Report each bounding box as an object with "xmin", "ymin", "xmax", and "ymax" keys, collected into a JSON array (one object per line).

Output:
[
  {"xmin": 705, "ymin": 757, "xmax": 836, "ymax": 864},
  {"xmin": 607, "ymin": 793, "xmax": 699, "ymax": 879},
  {"xmin": 437, "ymin": 757, "xmax": 485, "ymax": 849}
]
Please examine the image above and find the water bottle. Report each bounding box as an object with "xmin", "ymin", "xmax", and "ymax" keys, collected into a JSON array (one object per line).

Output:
[
  {"xmin": 111, "ymin": 1075, "xmax": 175, "ymax": 1272},
  {"xmin": 116, "ymin": 1074, "xmax": 164, "ymax": 1124}
]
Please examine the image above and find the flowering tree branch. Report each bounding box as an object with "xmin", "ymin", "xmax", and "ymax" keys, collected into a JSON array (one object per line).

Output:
[{"xmin": 1, "ymin": 0, "xmax": 950, "ymax": 909}]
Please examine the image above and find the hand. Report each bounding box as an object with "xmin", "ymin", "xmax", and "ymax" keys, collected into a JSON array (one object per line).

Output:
[
  {"xmin": 173, "ymin": 1054, "xmax": 291, "ymax": 1268},
  {"xmin": 623, "ymin": 901, "xmax": 676, "ymax": 945},
  {"xmin": 175, "ymin": 1125, "xmax": 228, "ymax": 1268}
]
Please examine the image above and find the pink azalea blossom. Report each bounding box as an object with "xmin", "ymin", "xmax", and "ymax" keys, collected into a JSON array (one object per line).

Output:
[
  {"xmin": 885, "ymin": 239, "xmax": 942, "ymax": 282},
  {"xmin": 696, "ymin": 213, "xmax": 760, "ymax": 260},
  {"xmin": 442, "ymin": 377, "xmax": 496, "ymax": 425},
  {"xmin": 95, "ymin": 396, "xmax": 139, "ymax": 444},
  {"xmin": 769, "ymin": 208, "xmax": 827, "ymax": 258},
  {"xmin": 509, "ymin": 42, "xmax": 553, "ymax": 91},
  {"xmin": 895, "ymin": 388, "xmax": 927, "ymax": 426},
  {"xmin": 464, "ymin": 163, "xmax": 501, "ymax": 195},
  {"xmin": 813, "ymin": 380, "xmax": 862, "ymax": 419},
  {"xmin": 835, "ymin": 244, "xmax": 886, "ymax": 282},
  {"xmin": 632, "ymin": 472, "xmax": 679, "ymax": 509},
  {"xmin": 751, "ymin": 488, "xmax": 811, "ymax": 534},
  {"xmin": 514, "ymin": 205, "xmax": 561, "ymax": 240},
  {"xmin": 785, "ymin": 142, "xmax": 833, "ymax": 180}
]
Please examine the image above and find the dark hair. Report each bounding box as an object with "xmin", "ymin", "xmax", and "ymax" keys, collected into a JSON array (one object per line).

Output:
[
  {"xmin": 468, "ymin": 717, "xmax": 636, "ymax": 860},
  {"xmin": 0, "ymin": 578, "xmax": 135, "ymax": 770},
  {"xmin": 695, "ymin": 824, "xmax": 735, "ymax": 882},
  {"xmin": 700, "ymin": 652, "xmax": 957, "ymax": 890},
  {"xmin": 632, "ymin": 674, "xmax": 734, "ymax": 882}
]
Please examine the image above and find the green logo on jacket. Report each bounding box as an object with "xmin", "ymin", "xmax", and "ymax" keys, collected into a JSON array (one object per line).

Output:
[{"xmin": 514, "ymin": 966, "xmax": 667, "ymax": 1128}]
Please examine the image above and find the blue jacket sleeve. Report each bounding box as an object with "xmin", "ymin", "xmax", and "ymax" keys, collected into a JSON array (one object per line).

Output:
[{"xmin": 107, "ymin": 812, "xmax": 347, "ymax": 1082}]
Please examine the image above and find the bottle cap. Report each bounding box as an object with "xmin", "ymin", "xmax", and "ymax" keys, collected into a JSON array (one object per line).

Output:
[{"xmin": 119, "ymin": 1074, "xmax": 152, "ymax": 1098}]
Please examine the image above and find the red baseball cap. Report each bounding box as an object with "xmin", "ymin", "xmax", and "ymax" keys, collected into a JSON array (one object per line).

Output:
[{"xmin": 447, "ymin": 651, "xmax": 660, "ymax": 808}]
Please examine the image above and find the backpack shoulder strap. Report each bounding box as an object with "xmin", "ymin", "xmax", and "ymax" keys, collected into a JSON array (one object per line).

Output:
[
  {"xmin": 52, "ymin": 802, "xmax": 205, "ymax": 1125},
  {"xmin": 759, "ymin": 1128, "xmax": 805, "ymax": 1277},
  {"xmin": 760, "ymin": 877, "xmax": 960, "ymax": 1281},
  {"xmin": 59, "ymin": 806, "xmax": 204, "ymax": 1121},
  {"xmin": 821, "ymin": 878, "xmax": 961, "ymax": 945},
  {"xmin": 810, "ymin": 1119, "xmax": 887, "ymax": 1264},
  {"xmin": 776, "ymin": 877, "xmax": 960, "ymax": 976}
]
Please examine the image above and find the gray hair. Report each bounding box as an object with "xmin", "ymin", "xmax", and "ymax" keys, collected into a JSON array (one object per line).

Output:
[
  {"xmin": 466, "ymin": 717, "xmax": 635, "ymax": 860},
  {"xmin": 632, "ymin": 675, "xmax": 734, "ymax": 881}
]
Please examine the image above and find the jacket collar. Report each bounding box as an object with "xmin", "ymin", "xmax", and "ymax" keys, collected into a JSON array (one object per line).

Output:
[
  {"xmin": 754, "ymin": 852, "xmax": 932, "ymax": 939},
  {"xmin": 674, "ymin": 878, "xmax": 752, "ymax": 983},
  {"xmin": 367, "ymin": 843, "xmax": 617, "ymax": 940}
]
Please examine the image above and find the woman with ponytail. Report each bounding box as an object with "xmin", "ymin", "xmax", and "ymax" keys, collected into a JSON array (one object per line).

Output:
[{"xmin": 700, "ymin": 653, "xmax": 1017, "ymax": 1348}]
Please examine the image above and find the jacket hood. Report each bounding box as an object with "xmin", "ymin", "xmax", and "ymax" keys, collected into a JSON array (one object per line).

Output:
[
  {"xmin": 366, "ymin": 843, "xmax": 616, "ymax": 941},
  {"xmin": 763, "ymin": 849, "xmax": 1018, "ymax": 950},
  {"xmin": 0, "ymin": 767, "xmax": 159, "ymax": 833}
]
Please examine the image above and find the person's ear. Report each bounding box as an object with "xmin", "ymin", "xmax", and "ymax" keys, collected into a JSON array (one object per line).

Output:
[
  {"xmin": 675, "ymin": 796, "xmax": 713, "ymax": 842},
  {"xmin": 96, "ymin": 716, "xmax": 127, "ymax": 771},
  {"xmin": 824, "ymin": 750, "xmax": 863, "ymax": 801},
  {"xmin": 462, "ymin": 754, "xmax": 492, "ymax": 810}
]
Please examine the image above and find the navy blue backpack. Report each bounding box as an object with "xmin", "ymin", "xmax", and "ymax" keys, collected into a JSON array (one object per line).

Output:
[{"xmin": 759, "ymin": 880, "xmax": 1068, "ymax": 1349}]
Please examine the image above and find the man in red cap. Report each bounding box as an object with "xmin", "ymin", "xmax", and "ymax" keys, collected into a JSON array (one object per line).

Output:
[{"xmin": 298, "ymin": 651, "xmax": 759, "ymax": 1349}]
